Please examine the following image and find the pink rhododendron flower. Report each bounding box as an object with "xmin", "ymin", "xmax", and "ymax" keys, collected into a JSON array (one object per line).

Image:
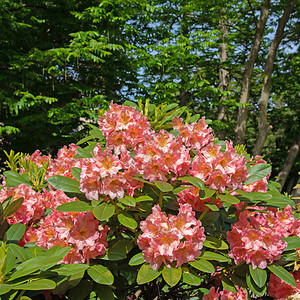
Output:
[
  {"xmin": 203, "ymin": 287, "xmax": 247, "ymax": 300},
  {"xmin": 137, "ymin": 204, "xmax": 206, "ymax": 270},
  {"xmin": 268, "ymin": 272, "xmax": 300, "ymax": 299},
  {"xmin": 0, "ymin": 184, "xmax": 45, "ymax": 224},
  {"xmin": 227, "ymin": 206, "xmax": 298, "ymax": 269}
]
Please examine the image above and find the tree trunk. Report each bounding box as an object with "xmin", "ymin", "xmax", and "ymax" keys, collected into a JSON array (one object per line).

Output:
[
  {"xmin": 276, "ymin": 130, "xmax": 300, "ymax": 192},
  {"xmin": 253, "ymin": 0, "xmax": 297, "ymax": 156},
  {"xmin": 234, "ymin": 0, "xmax": 270, "ymax": 146},
  {"xmin": 217, "ymin": 8, "xmax": 229, "ymax": 140}
]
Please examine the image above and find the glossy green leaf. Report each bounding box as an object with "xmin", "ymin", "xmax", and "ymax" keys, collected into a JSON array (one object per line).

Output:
[
  {"xmin": 96, "ymin": 284, "xmax": 115, "ymax": 300},
  {"xmin": 243, "ymin": 164, "xmax": 271, "ymax": 185},
  {"xmin": 3, "ymin": 197, "xmax": 24, "ymax": 219},
  {"xmin": 118, "ymin": 212, "xmax": 137, "ymax": 229},
  {"xmin": 74, "ymin": 148, "xmax": 93, "ymax": 159},
  {"xmin": 200, "ymin": 251, "xmax": 230, "ymax": 262},
  {"xmin": 162, "ymin": 266, "xmax": 182, "ymax": 287},
  {"xmin": 267, "ymin": 265, "xmax": 297, "ymax": 287},
  {"xmin": 87, "ymin": 265, "xmax": 114, "ymax": 285},
  {"xmin": 51, "ymin": 263, "xmax": 89, "ymax": 276},
  {"xmin": 172, "ymin": 186, "xmax": 193, "ymax": 194},
  {"xmin": 204, "ymin": 204, "xmax": 219, "ymax": 211},
  {"xmin": 5, "ymin": 251, "xmax": 16, "ymax": 275},
  {"xmin": 221, "ymin": 276, "xmax": 236, "ymax": 292},
  {"xmin": 249, "ymin": 265, "xmax": 267, "ymax": 288},
  {"xmin": 129, "ymin": 253, "xmax": 145, "ymax": 266},
  {"xmin": 136, "ymin": 263, "xmax": 162, "ymax": 284},
  {"xmin": 3, "ymin": 171, "xmax": 30, "ymax": 187},
  {"xmin": 56, "ymin": 201, "xmax": 93, "ymax": 212},
  {"xmin": 154, "ymin": 181, "xmax": 173, "ymax": 192},
  {"xmin": 246, "ymin": 273, "xmax": 267, "ymax": 296},
  {"xmin": 0, "ymin": 284, "xmax": 12, "ymax": 295},
  {"xmin": 135, "ymin": 195, "xmax": 153, "ymax": 202},
  {"xmin": 101, "ymin": 239, "xmax": 132, "ymax": 261},
  {"xmin": 47, "ymin": 175, "xmax": 80, "ymax": 193},
  {"xmin": 71, "ymin": 167, "xmax": 81, "ymax": 181},
  {"xmin": 203, "ymin": 236, "xmax": 228, "ymax": 250},
  {"xmin": 8, "ymin": 244, "xmax": 29, "ymax": 262},
  {"xmin": 283, "ymin": 236, "xmax": 300, "ymax": 251},
  {"xmin": 118, "ymin": 195, "xmax": 136, "ymax": 207},
  {"xmin": 93, "ymin": 202, "xmax": 115, "ymax": 221},
  {"xmin": 199, "ymin": 187, "xmax": 216, "ymax": 199},
  {"xmin": 12, "ymin": 279, "xmax": 56, "ymax": 290},
  {"xmin": 67, "ymin": 279, "xmax": 93, "ymax": 300},
  {"xmin": 6, "ymin": 223, "xmax": 26, "ymax": 244},
  {"xmin": 182, "ymin": 269, "xmax": 201, "ymax": 286},
  {"xmin": 178, "ymin": 176, "xmax": 204, "ymax": 189},
  {"xmin": 218, "ymin": 193, "xmax": 240, "ymax": 205},
  {"xmin": 189, "ymin": 258, "xmax": 215, "ymax": 273}
]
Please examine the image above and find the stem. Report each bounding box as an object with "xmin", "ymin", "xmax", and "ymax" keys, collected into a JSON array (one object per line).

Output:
[
  {"xmin": 158, "ymin": 191, "xmax": 163, "ymax": 208},
  {"xmin": 198, "ymin": 207, "xmax": 209, "ymax": 221}
]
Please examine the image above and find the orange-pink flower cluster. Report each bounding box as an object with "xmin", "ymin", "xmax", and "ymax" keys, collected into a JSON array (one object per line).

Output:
[
  {"xmin": 227, "ymin": 206, "xmax": 299, "ymax": 269},
  {"xmin": 20, "ymin": 190, "xmax": 108, "ymax": 264},
  {"xmin": 268, "ymin": 272, "xmax": 300, "ymax": 299},
  {"xmin": 0, "ymin": 184, "xmax": 45, "ymax": 224},
  {"xmin": 203, "ymin": 286, "xmax": 247, "ymax": 300},
  {"xmin": 137, "ymin": 204, "xmax": 206, "ymax": 270}
]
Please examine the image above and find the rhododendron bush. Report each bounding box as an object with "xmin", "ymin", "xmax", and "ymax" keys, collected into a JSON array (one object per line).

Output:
[{"xmin": 0, "ymin": 101, "xmax": 299, "ymax": 299}]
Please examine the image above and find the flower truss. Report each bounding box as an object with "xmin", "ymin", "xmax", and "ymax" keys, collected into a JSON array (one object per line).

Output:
[
  {"xmin": 137, "ymin": 203, "xmax": 206, "ymax": 269},
  {"xmin": 227, "ymin": 205, "xmax": 300, "ymax": 269}
]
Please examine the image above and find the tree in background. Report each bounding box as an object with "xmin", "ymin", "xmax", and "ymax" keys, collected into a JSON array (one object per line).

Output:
[{"xmin": 0, "ymin": 0, "xmax": 299, "ymax": 192}]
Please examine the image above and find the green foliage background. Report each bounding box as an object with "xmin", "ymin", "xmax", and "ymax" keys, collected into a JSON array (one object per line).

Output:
[{"xmin": 0, "ymin": 0, "xmax": 299, "ymax": 191}]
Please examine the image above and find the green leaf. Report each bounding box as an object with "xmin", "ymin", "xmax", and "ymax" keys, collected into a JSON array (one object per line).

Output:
[
  {"xmin": 203, "ymin": 236, "xmax": 228, "ymax": 250},
  {"xmin": 246, "ymin": 273, "xmax": 267, "ymax": 296},
  {"xmin": 135, "ymin": 195, "xmax": 153, "ymax": 202},
  {"xmin": 243, "ymin": 164, "xmax": 271, "ymax": 185},
  {"xmin": 67, "ymin": 279, "xmax": 93, "ymax": 300},
  {"xmin": 218, "ymin": 193, "xmax": 240, "ymax": 205},
  {"xmin": 95, "ymin": 285, "xmax": 115, "ymax": 300},
  {"xmin": 101, "ymin": 239, "xmax": 132, "ymax": 261},
  {"xmin": 117, "ymin": 212, "xmax": 137, "ymax": 229},
  {"xmin": 123, "ymin": 100, "xmax": 139, "ymax": 110},
  {"xmin": 90, "ymin": 128, "xmax": 104, "ymax": 140},
  {"xmin": 47, "ymin": 175, "xmax": 80, "ymax": 193},
  {"xmin": 5, "ymin": 251, "xmax": 16, "ymax": 275},
  {"xmin": 182, "ymin": 269, "xmax": 201, "ymax": 286},
  {"xmin": 178, "ymin": 176, "xmax": 204, "ymax": 189},
  {"xmin": 136, "ymin": 263, "xmax": 162, "ymax": 284},
  {"xmin": 129, "ymin": 253, "xmax": 144, "ymax": 266},
  {"xmin": 12, "ymin": 279, "xmax": 56, "ymax": 290},
  {"xmin": 162, "ymin": 266, "xmax": 182, "ymax": 287},
  {"xmin": 8, "ymin": 256, "xmax": 64, "ymax": 281},
  {"xmin": 74, "ymin": 148, "xmax": 93, "ymax": 159},
  {"xmin": 3, "ymin": 171, "xmax": 30, "ymax": 187},
  {"xmin": 6, "ymin": 224, "xmax": 26, "ymax": 244},
  {"xmin": 189, "ymin": 258, "xmax": 215, "ymax": 273},
  {"xmin": 204, "ymin": 204, "xmax": 219, "ymax": 211},
  {"xmin": 267, "ymin": 265, "xmax": 297, "ymax": 287},
  {"xmin": 199, "ymin": 187, "xmax": 216, "ymax": 199},
  {"xmin": 56, "ymin": 201, "xmax": 93, "ymax": 212},
  {"xmin": 3, "ymin": 198, "xmax": 24, "ymax": 219},
  {"xmin": 200, "ymin": 251, "xmax": 230, "ymax": 262},
  {"xmin": 51, "ymin": 263, "xmax": 89, "ymax": 276},
  {"xmin": 93, "ymin": 202, "xmax": 115, "ymax": 221},
  {"xmin": 0, "ymin": 284, "xmax": 12, "ymax": 295},
  {"xmin": 8, "ymin": 244, "xmax": 29, "ymax": 262},
  {"xmin": 249, "ymin": 265, "xmax": 267, "ymax": 288},
  {"xmin": 221, "ymin": 276, "xmax": 236, "ymax": 292},
  {"xmin": 87, "ymin": 265, "xmax": 114, "ymax": 285},
  {"xmin": 154, "ymin": 181, "xmax": 173, "ymax": 192},
  {"xmin": 71, "ymin": 167, "xmax": 81, "ymax": 181},
  {"xmin": 118, "ymin": 195, "xmax": 136, "ymax": 207},
  {"xmin": 283, "ymin": 236, "xmax": 300, "ymax": 251}
]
